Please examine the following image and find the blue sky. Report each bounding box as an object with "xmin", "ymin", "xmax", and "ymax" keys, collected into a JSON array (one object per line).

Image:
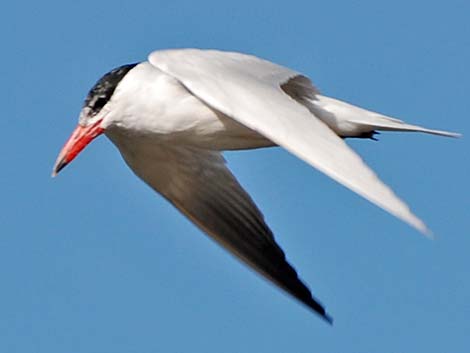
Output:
[{"xmin": 2, "ymin": 0, "xmax": 469, "ymax": 352}]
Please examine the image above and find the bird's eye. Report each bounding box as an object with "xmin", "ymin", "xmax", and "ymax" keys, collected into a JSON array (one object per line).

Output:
[{"xmin": 93, "ymin": 97, "xmax": 108, "ymax": 111}]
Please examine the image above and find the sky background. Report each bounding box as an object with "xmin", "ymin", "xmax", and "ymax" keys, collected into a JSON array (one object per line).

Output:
[{"xmin": 1, "ymin": 0, "xmax": 469, "ymax": 352}]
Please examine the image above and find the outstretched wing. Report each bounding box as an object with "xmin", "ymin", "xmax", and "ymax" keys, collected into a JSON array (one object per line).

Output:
[
  {"xmin": 120, "ymin": 145, "xmax": 332, "ymax": 323},
  {"xmin": 148, "ymin": 48, "xmax": 429, "ymax": 234}
]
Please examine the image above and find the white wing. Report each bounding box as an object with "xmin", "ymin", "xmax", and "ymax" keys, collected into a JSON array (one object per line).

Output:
[{"xmin": 148, "ymin": 48, "xmax": 429, "ymax": 235}]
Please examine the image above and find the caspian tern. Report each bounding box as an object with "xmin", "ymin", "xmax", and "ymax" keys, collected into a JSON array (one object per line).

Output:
[{"xmin": 52, "ymin": 49, "xmax": 459, "ymax": 323}]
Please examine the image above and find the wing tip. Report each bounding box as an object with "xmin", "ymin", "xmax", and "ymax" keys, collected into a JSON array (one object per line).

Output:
[
  {"xmin": 322, "ymin": 312, "xmax": 334, "ymax": 325},
  {"xmin": 422, "ymin": 226, "xmax": 434, "ymax": 239},
  {"xmin": 303, "ymin": 298, "xmax": 333, "ymax": 324},
  {"xmin": 406, "ymin": 215, "xmax": 433, "ymax": 239}
]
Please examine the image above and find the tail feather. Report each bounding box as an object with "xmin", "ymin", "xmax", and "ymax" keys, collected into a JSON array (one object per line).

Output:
[
  {"xmin": 350, "ymin": 115, "xmax": 462, "ymax": 138},
  {"xmin": 314, "ymin": 95, "xmax": 461, "ymax": 138},
  {"xmin": 350, "ymin": 115, "xmax": 461, "ymax": 138}
]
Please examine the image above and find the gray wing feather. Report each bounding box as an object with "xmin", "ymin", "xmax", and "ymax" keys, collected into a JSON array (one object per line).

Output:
[{"xmin": 122, "ymin": 145, "xmax": 332, "ymax": 322}]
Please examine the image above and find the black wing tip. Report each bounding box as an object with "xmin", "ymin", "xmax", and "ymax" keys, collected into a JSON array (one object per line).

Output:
[
  {"xmin": 322, "ymin": 312, "xmax": 334, "ymax": 325},
  {"xmin": 310, "ymin": 304, "xmax": 333, "ymax": 325},
  {"xmin": 304, "ymin": 298, "xmax": 333, "ymax": 325}
]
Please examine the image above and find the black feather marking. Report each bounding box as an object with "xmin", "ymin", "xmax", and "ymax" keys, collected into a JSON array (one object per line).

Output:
[{"xmin": 83, "ymin": 63, "xmax": 138, "ymax": 116}]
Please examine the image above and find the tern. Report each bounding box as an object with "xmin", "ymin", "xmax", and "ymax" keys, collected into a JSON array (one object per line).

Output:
[{"xmin": 53, "ymin": 49, "xmax": 459, "ymax": 323}]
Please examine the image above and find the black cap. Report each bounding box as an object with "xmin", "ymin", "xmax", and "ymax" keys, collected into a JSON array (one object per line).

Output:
[{"xmin": 83, "ymin": 63, "xmax": 138, "ymax": 117}]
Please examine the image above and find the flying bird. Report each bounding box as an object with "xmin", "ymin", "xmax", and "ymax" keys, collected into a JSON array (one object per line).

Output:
[{"xmin": 52, "ymin": 49, "xmax": 459, "ymax": 323}]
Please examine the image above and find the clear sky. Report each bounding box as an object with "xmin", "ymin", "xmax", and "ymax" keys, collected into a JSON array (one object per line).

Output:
[{"xmin": 1, "ymin": 0, "xmax": 469, "ymax": 352}]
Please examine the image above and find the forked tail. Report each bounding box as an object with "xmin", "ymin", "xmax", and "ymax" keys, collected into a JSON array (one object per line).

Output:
[{"xmin": 313, "ymin": 95, "xmax": 461, "ymax": 138}]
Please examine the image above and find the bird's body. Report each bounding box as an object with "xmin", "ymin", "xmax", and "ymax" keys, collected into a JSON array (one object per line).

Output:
[{"xmin": 53, "ymin": 49, "xmax": 459, "ymax": 323}]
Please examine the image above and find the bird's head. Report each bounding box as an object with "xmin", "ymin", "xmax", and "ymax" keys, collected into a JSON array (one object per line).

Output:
[{"xmin": 52, "ymin": 63, "xmax": 137, "ymax": 176}]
